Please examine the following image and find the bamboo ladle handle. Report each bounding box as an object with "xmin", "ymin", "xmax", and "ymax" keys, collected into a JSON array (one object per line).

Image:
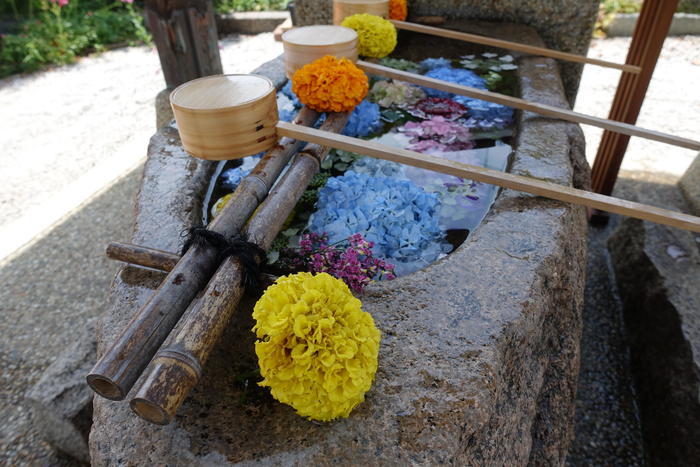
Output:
[
  {"xmin": 357, "ymin": 61, "xmax": 700, "ymax": 151},
  {"xmin": 274, "ymin": 121, "xmax": 700, "ymax": 233},
  {"xmin": 390, "ymin": 20, "xmax": 642, "ymax": 74}
]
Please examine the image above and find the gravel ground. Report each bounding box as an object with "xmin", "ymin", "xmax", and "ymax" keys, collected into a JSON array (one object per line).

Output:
[
  {"xmin": 566, "ymin": 219, "xmax": 646, "ymax": 466},
  {"xmin": 568, "ymin": 35, "xmax": 699, "ymax": 465},
  {"xmin": 575, "ymin": 35, "xmax": 700, "ymax": 176},
  {"xmin": 0, "ymin": 33, "xmax": 282, "ymax": 259},
  {"xmin": 0, "ymin": 33, "xmax": 697, "ymax": 465}
]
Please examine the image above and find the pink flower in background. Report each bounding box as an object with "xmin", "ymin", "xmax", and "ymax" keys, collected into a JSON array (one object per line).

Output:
[
  {"xmin": 400, "ymin": 116, "xmax": 474, "ymax": 152},
  {"xmin": 50, "ymin": 0, "xmax": 70, "ymax": 6}
]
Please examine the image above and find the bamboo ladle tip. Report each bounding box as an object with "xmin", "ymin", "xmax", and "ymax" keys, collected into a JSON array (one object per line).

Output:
[{"xmin": 86, "ymin": 374, "xmax": 125, "ymax": 400}]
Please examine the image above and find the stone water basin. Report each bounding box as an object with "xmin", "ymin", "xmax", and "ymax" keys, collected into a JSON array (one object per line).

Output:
[{"xmin": 91, "ymin": 21, "xmax": 589, "ymax": 465}]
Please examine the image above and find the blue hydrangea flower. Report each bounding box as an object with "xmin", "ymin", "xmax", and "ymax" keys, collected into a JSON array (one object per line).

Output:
[
  {"xmin": 420, "ymin": 57, "xmax": 452, "ymax": 72},
  {"xmin": 349, "ymin": 157, "xmax": 405, "ymax": 178},
  {"xmin": 308, "ymin": 171, "xmax": 450, "ymax": 276},
  {"xmin": 281, "ymin": 80, "xmax": 300, "ymax": 106},
  {"xmin": 455, "ymin": 97, "xmax": 514, "ymax": 129},
  {"xmin": 422, "ymin": 66, "xmax": 487, "ymax": 99},
  {"xmin": 220, "ymin": 166, "xmax": 253, "ymax": 190},
  {"xmin": 220, "ymin": 153, "xmax": 261, "ymax": 190},
  {"xmin": 314, "ymin": 99, "xmax": 383, "ymax": 137},
  {"xmin": 342, "ymin": 100, "xmax": 382, "ymax": 137},
  {"xmin": 277, "ymin": 93, "xmax": 297, "ymax": 122}
]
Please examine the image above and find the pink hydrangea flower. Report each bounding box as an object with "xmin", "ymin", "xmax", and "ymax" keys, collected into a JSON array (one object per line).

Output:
[{"xmin": 400, "ymin": 116, "xmax": 474, "ymax": 152}]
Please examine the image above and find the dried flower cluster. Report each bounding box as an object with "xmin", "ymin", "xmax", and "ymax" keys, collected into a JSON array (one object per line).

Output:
[
  {"xmin": 286, "ymin": 232, "xmax": 395, "ymax": 293},
  {"xmin": 292, "ymin": 55, "xmax": 369, "ymax": 112},
  {"xmin": 341, "ymin": 13, "xmax": 397, "ymax": 58},
  {"xmin": 253, "ymin": 272, "xmax": 381, "ymax": 421},
  {"xmin": 368, "ymin": 80, "xmax": 425, "ymax": 108}
]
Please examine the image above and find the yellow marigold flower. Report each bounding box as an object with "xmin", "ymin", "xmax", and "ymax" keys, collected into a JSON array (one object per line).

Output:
[
  {"xmin": 291, "ymin": 55, "xmax": 369, "ymax": 113},
  {"xmin": 389, "ymin": 0, "xmax": 407, "ymax": 21},
  {"xmin": 253, "ymin": 272, "xmax": 381, "ymax": 422},
  {"xmin": 341, "ymin": 13, "xmax": 397, "ymax": 59}
]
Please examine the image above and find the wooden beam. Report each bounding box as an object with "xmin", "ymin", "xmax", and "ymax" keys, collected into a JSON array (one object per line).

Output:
[
  {"xmin": 145, "ymin": 0, "xmax": 223, "ymax": 89},
  {"xmin": 357, "ymin": 61, "xmax": 700, "ymax": 151},
  {"xmin": 591, "ymin": 0, "xmax": 681, "ymax": 195},
  {"xmin": 391, "ymin": 20, "xmax": 641, "ymax": 74},
  {"xmin": 276, "ymin": 121, "xmax": 700, "ymax": 233}
]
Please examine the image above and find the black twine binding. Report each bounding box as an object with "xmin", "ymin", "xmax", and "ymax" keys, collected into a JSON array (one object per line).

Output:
[{"xmin": 181, "ymin": 226, "xmax": 267, "ymax": 289}]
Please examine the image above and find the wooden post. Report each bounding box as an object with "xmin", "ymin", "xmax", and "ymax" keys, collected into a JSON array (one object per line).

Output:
[
  {"xmin": 145, "ymin": 0, "xmax": 223, "ymax": 89},
  {"xmin": 590, "ymin": 0, "xmax": 680, "ymax": 196}
]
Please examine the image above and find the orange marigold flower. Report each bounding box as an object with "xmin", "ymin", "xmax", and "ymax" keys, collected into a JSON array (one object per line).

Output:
[
  {"xmin": 389, "ymin": 0, "xmax": 407, "ymax": 21},
  {"xmin": 292, "ymin": 55, "xmax": 369, "ymax": 113}
]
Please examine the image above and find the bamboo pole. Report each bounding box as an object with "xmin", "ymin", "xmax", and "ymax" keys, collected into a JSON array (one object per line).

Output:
[
  {"xmin": 86, "ymin": 107, "xmax": 320, "ymax": 401},
  {"xmin": 106, "ymin": 241, "xmax": 282, "ymax": 288},
  {"xmin": 106, "ymin": 242, "xmax": 180, "ymax": 272},
  {"xmin": 357, "ymin": 61, "xmax": 700, "ymax": 151},
  {"xmin": 129, "ymin": 111, "xmax": 352, "ymax": 425},
  {"xmin": 275, "ymin": 122, "xmax": 700, "ymax": 233},
  {"xmin": 390, "ymin": 20, "xmax": 642, "ymax": 74}
]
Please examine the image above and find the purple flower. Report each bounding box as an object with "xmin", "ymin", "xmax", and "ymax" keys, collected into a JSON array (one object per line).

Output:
[{"xmin": 285, "ymin": 232, "xmax": 396, "ymax": 293}]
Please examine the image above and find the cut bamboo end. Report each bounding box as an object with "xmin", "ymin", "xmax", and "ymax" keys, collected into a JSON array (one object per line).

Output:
[
  {"xmin": 333, "ymin": 0, "xmax": 389, "ymax": 24},
  {"xmin": 106, "ymin": 242, "xmax": 180, "ymax": 272},
  {"xmin": 282, "ymin": 25, "xmax": 359, "ymax": 79},
  {"xmin": 86, "ymin": 374, "xmax": 125, "ymax": 401},
  {"xmin": 170, "ymin": 74, "xmax": 279, "ymax": 160},
  {"xmin": 130, "ymin": 355, "xmax": 199, "ymax": 425}
]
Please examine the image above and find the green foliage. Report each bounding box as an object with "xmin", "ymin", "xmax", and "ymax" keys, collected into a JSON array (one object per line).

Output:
[
  {"xmin": 214, "ymin": 0, "xmax": 288, "ymax": 13},
  {"xmin": 0, "ymin": 1, "xmax": 150, "ymax": 78},
  {"xmin": 320, "ymin": 149, "xmax": 362, "ymax": 174},
  {"xmin": 600, "ymin": 0, "xmax": 642, "ymax": 15},
  {"xmin": 679, "ymin": 0, "xmax": 700, "ymax": 13},
  {"xmin": 378, "ymin": 57, "xmax": 420, "ymax": 73}
]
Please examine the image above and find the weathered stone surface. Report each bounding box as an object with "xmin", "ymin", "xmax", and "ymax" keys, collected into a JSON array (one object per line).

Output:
[
  {"xmin": 680, "ymin": 152, "xmax": 700, "ymax": 216},
  {"xmin": 90, "ymin": 24, "xmax": 588, "ymax": 465},
  {"xmin": 25, "ymin": 318, "xmax": 97, "ymax": 463},
  {"xmin": 293, "ymin": 0, "xmax": 597, "ymax": 105},
  {"xmin": 608, "ymin": 215, "xmax": 700, "ymax": 465},
  {"xmin": 217, "ymin": 11, "xmax": 290, "ymax": 35},
  {"xmin": 155, "ymin": 88, "xmax": 174, "ymax": 130}
]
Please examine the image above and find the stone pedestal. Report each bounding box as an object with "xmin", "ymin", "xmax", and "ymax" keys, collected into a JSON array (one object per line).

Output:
[
  {"xmin": 609, "ymin": 217, "xmax": 700, "ymax": 465},
  {"xmin": 155, "ymin": 88, "xmax": 174, "ymax": 129},
  {"xmin": 25, "ymin": 319, "xmax": 97, "ymax": 463},
  {"xmin": 90, "ymin": 25, "xmax": 589, "ymax": 465},
  {"xmin": 679, "ymin": 152, "xmax": 700, "ymax": 216}
]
